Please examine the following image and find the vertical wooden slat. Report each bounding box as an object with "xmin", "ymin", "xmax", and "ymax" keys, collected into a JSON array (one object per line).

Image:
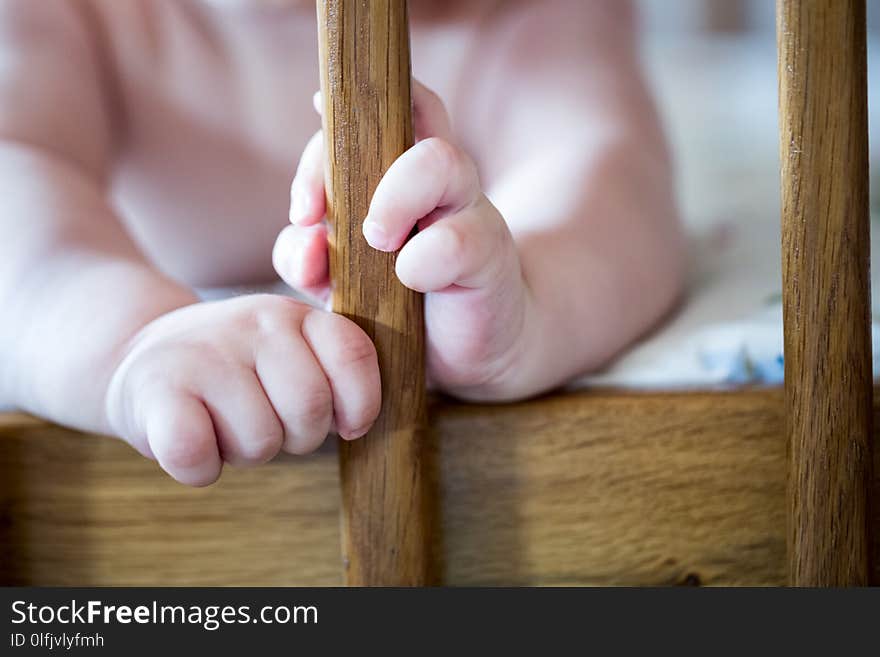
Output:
[
  {"xmin": 778, "ymin": 0, "xmax": 873, "ymax": 585},
  {"xmin": 317, "ymin": 0, "xmax": 432, "ymax": 585}
]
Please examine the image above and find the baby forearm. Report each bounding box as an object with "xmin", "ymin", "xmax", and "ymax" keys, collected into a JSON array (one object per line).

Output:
[
  {"xmin": 495, "ymin": 138, "xmax": 684, "ymax": 395},
  {"xmin": 0, "ymin": 144, "xmax": 196, "ymax": 431},
  {"xmin": 7, "ymin": 258, "xmax": 197, "ymax": 432}
]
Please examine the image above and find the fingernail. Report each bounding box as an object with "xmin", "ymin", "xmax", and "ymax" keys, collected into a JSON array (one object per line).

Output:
[
  {"xmin": 363, "ymin": 220, "xmax": 389, "ymax": 250},
  {"xmin": 345, "ymin": 425, "xmax": 371, "ymax": 440},
  {"xmin": 284, "ymin": 234, "xmax": 307, "ymax": 286},
  {"xmin": 287, "ymin": 254, "xmax": 302, "ymax": 286},
  {"xmin": 290, "ymin": 256, "xmax": 307, "ymax": 287}
]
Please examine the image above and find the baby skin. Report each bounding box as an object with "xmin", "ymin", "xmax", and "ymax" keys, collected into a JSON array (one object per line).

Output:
[{"xmin": 0, "ymin": 0, "xmax": 683, "ymax": 485}]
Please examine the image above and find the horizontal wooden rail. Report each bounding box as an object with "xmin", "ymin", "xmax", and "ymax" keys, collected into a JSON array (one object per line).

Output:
[{"xmin": 4, "ymin": 387, "xmax": 879, "ymax": 586}]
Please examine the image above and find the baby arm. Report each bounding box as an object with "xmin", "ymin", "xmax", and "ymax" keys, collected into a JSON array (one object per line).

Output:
[
  {"xmin": 275, "ymin": 0, "xmax": 683, "ymax": 401},
  {"xmin": 473, "ymin": 0, "xmax": 685, "ymax": 395},
  {"xmin": 0, "ymin": 1, "xmax": 380, "ymax": 485}
]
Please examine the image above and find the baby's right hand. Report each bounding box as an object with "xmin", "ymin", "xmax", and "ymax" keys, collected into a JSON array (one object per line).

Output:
[{"xmin": 104, "ymin": 295, "xmax": 380, "ymax": 486}]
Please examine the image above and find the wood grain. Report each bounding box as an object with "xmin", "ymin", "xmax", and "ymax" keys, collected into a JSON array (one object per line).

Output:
[
  {"xmin": 0, "ymin": 421, "xmax": 343, "ymax": 586},
  {"xmin": 434, "ymin": 388, "xmax": 789, "ymax": 586},
  {"xmin": 777, "ymin": 0, "xmax": 873, "ymax": 585},
  {"xmin": 317, "ymin": 0, "xmax": 433, "ymax": 585},
  {"xmin": 5, "ymin": 387, "xmax": 880, "ymax": 586}
]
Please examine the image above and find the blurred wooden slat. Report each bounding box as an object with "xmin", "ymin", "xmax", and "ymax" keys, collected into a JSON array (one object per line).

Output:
[{"xmin": 3, "ymin": 387, "xmax": 877, "ymax": 586}]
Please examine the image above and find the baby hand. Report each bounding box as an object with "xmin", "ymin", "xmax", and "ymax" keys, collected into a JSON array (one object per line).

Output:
[
  {"xmin": 274, "ymin": 82, "xmax": 531, "ymax": 399},
  {"xmin": 104, "ymin": 295, "xmax": 380, "ymax": 485}
]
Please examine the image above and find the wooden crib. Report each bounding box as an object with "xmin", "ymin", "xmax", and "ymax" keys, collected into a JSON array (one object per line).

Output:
[{"xmin": 0, "ymin": 0, "xmax": 875, "ymax": 587}]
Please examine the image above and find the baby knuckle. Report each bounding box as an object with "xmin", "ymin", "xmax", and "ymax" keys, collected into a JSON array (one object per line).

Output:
[
  {"xmin": 238, "ymin": 413, "xmax": 284, "ymax": 461},
  {"xmin": 162, "ymin": 432, "xmax": 216, "ymax": 472},
  {"xmin": 353, "ymin": 395, "xmax": 381, "ymax": 430},
  {"xmin": 252, "ymin": 295, "xmax": 307, "ymax": 335},
  {"xmin": 442, "ymin": 222, "xmax": 469, "ymax": 264},
  {"xmin": 283, "ymin": 427, "xmax": 326, "ymax": 456},
  {"xmin": 294, "ymin": 386, "xmax": 333, "ymax": 430},
  {"xmin": 185, "ymin": 470, "xmax": 221, "ymax": 488},
  {"xmin": 241, "ymin": 431, "xmax": 284, "ymax": 463},
  {"xmin": 330, "ymin": 323, "xmax": 377, "ymax": 370},
  {"xmin": 283, "ymin": 396, "xmax": 331, "ymax": 456},
  {"xmin": 422, "ymin": 137, "xmax": 459, "ymax": 175}
]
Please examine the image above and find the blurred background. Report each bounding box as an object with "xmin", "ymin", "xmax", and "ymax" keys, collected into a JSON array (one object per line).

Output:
[
  {"xmin": 583, "ymin": 1, "xmax": 880, "ymax": 385},
  {"xmin": 642, "ymin": 0, "xmax": 880, "ymax": 32},
  {"xmin": 639, "ymin": 0, "xmax": 880, "ymax": 223}
]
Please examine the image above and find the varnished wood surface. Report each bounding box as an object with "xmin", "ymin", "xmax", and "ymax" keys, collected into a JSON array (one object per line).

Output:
[
  {"xmin": 0, "ymin": 422, "xmax": 343, "ymax": 586},
  {"xmin": 6, "ymin": 387, "xmax": 880, "ymax": 586},
  {"xmin": 317, "ymin": 1, "xmax": 431, "ymax": 585},
  {"xmin": 778, "ymin": 0, "xmax": 873, "ymax": 585}
]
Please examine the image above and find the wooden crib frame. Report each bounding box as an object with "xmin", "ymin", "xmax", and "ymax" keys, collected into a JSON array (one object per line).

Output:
[{"xmin": 0, "ymin": 0, "xmax": 875, "ymax": 587}]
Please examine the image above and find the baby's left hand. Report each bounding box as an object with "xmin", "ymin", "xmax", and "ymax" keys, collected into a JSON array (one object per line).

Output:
[{"xmin": 273, "ymin": 81, "xmax": 532, "ymax": 400}]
